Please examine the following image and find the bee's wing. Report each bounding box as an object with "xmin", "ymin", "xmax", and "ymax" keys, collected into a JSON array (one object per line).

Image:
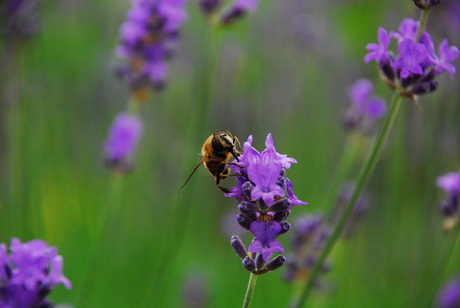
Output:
[{"xmin": 178, "ymin": 157, "xmax": 205, "ymax": 192}]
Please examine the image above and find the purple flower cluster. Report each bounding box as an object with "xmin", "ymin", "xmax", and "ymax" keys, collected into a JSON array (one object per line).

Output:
[
  {"xmin": 436, "ymin": 275, "xmax": 460, "ymax": 308},
  {"xmin": 104, "ymin": 112, "xmax": 143, "ymax": 173},
  {"xmin": 437, "ymin": 170, "xmax": 460, "ymax": 230},
  {"xmin": 199, "ymin": 0, "xmax": 260, "ymax": 25},
  {"xmin": 343, "ymin": 79, "xmax": 387, "ymax": 133},
  {"xmin": 115, "ymin": 0, "xmax": 188, "ymax": 96},
  {"xmin": 284, "ymin": 214, "xmax": 331, "ymax": 284},
  {"xmin": 365, "ymin": 18, "xmax": 459, "ymax": 102},
  {"xmin": 1, "ymin": 0, "xmax": 40, "ymax": 41},
  {"xmin": 226, "ymin": 134, "xmax": 307, "ymax": 274},
  {"xmin": 0, "ymin": 238, "xmax": 71, "ymax": 308}
]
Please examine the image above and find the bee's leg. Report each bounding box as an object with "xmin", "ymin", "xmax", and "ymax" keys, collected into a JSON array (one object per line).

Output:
[{"xmin": 217, "ymin": 185, "xmax": 230, "ymax": 193}]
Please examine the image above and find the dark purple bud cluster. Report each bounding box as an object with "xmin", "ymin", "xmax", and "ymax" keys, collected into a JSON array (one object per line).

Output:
[
  {"xmin": 413, "ymin": 0, "xmax": 443, "ymax": 10},
  {"xmin": 365, "ymin": 19, "xmax": 458, "ymax": 104},
  {"xmin": 283, "ymin": 214, "xmax": 332, "ymax": 284},
  {"xmin": 1, "ymin": 0, "xmax": 40, "ymax": 42},
  {"xmin": 225, "ymin": 134, "xmax": 307, "ymax": 274}
]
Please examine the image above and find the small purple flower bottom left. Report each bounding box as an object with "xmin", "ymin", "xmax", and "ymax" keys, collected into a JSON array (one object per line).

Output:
[{"xmin": 0, "ymin": 238, "xmax": 71, "ymax": 308}]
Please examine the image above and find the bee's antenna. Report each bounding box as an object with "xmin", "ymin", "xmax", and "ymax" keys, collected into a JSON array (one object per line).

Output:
[{"xmin": 178, "ymin": 158, "xmax": 205, "ymax": 193}]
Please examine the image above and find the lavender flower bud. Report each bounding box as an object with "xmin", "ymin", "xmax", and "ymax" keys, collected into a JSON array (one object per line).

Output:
[
  {"xmin": 199, "ymin": 0, "xmax": 221, "ymax": 15},
  {"xmin": 1, "ymin": 0, "xmax": 40, "ymax": 41},
  {"xmin": 264, "ymin": 256, "xmax": 286, "ymax": 272},
  {"xmin": 278, "ymin": 221, "xmax": 291, "ymax": 235},
  {"xmin": 236, "ymin": 214, "xmax": 253, "ymax": 230},
  {"xmin": 230, "ymin": 236, "xmax": 248, "ymax": 259},
  {"xmin": 413, "ymin": 0, "xmax": 442, "ymax": 10},
  {"xmin": 255, "ymin": 253, "xmax": 266, "ymax": 270},
  {"xmin": 411, "ymin": 80, "xmax": 439, "ymax": 95},
  {"xmin": 242, "ymin": 256, "xmax": 256, "ymax": 273}
]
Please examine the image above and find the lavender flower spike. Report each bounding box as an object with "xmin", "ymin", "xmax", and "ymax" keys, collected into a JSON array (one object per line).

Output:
[
  {"xmin": 365, "ymin": 18, "xmax": 459, "ymax": 103},
  {"xmin": 0, "ymin": 238, "xmax": 71, "ymax": 308},
  {"xmin": 225, "ymin": 133, "xmax": 306, "ymax": 274},
  {"xmin": 115, "ymin": 0, "xmax": 188, "ymax": 100},
  {"xmin": 104, "ymin": 112, "xmax": 143, "ymax": 173}
]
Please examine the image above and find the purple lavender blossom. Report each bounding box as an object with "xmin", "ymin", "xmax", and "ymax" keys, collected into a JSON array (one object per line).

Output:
[
  {"xmin": 365, "ymin": 18, "xmax": 459, "ymax": 102},
  {"xmin": 343, "ymin": 79, "xmax": 386, "ymax": 133},
  {"xmin": 104, "ymin": 112, "xmax": 143, "ymax": 173},
  {"xmin": 226, "ymin": 134, "xmax": 306, "ymax": 274},
  {"xmin": 115, "ymin": 0, "xmax": 188, "ymax": 97},
  {"xmin": 1, "ymin": 0, "xmax": 40, "ymax": 41},
  {"xmin": 0, "ymin": 238, "xmax": 71, "ymax": 308},
  {"xmin": 436, "ymin": 275, "xmax": 460, "ymax": 308},
  {"xmin": 437, "ymin": 170, "xmax": 460, "ymax": 229},
  {"xmin": 248, "ymin": 221, "xmax": 284, "ymax": 262}
]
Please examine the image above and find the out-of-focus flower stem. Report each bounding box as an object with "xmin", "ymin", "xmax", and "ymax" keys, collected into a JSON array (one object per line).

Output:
[
  {"xmin": 242, "ymin": 272, "xmax": 258, "ymax": 308},
  {"xmin": 292, "ymin": 93, "xmax": 404, "ymax": 308},
  {"xmin": 416, "ymin": 9, "xmax": 430, "ymax": 42}
]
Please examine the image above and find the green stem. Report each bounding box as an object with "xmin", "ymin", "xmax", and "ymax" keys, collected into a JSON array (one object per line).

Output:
[
  {"xmin": 242, "ymin": 273, "xmax": 258, "ymax": 308},
  {"xmin": 292, "ymin": 93, "xmax": 404, "ymax": 308},
  {"xmin": 416, "ymin": 9, "xmax": 430, "ymax": 42}
]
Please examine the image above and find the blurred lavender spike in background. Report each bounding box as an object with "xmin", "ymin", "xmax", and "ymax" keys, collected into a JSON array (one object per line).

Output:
[
  {"xmin": 343, "ymin": 79, "xmax": 387, "ymax": 134},
  {"xmin": 104, "ymin": 112, "xmax": 143, "ymax": 174},
  {"xmin": 1, "ymin": 0, "xmax": 40, "ymax": 41},
  {"xmin": 181, "ymin": 272, "xmax": 210, "ymax": 308},
  {"xmin": 0, "ymin": 238, "xmax": 71, "ymax": 308},
  {"xmin": 436, "ymin": 275, "xmax": 460, "ymax": 308},
  {"xmin": 437, "ymin": 170, "xmax": 460, "ymax": 230},
  {"xmin": 115, "ymin": 0, "xmax": 188, "ymax": 97}
]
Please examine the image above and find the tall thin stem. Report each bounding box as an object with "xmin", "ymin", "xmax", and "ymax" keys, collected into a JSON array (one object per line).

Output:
[
  {"xmin": 242, "ymin": 273, "xmax": 258, "ymax": 308},
  {"xmin": 292, "ymin": 93, "xmax": 404, "ymax": 308}
]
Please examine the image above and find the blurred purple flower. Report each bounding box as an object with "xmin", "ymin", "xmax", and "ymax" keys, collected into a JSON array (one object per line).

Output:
[
  {"xmin": 437, "ymin": 275, "xmax": 460, "ymax": 308},
  {"xmin": 437, "ymin": 170, "xmax": 460, "ymax": 229},
  {"xmin": 365, "ymin": 18, "xmax": 459, "ymax": 101},
  {"xmin": 284, "ymin": 214, "xmax": 331, "ymax": 284},
  {"xmin": 1, "ymin": 0, "xmax": 40, "ymax": 41},
  {"xmin": 226, "ymin": 134, "xmax": 306, "ymax": 274},
  {"xmin": 0, "ymin": 238, "xmax": 71, "ymax": 308},
  {"xmin": 438, "ymin": 170, "xmax": 460, "ymax": 194},
  {"xmin": 343, "ymin": 79, "xmax": 386, "ymax": 133},
  {"xmin": 104, "ymin": 112, "xmax": 143, "ymax": 172},
  {"xmin": 115, "ymin": 0, "xmax": 188, "ymax": 95},
  {"xmin": 413, "ymin": 0, "xmax": 443, "ymax": 10}
]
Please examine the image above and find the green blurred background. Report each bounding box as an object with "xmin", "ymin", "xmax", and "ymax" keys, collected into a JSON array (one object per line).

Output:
[{"xmin": 1, "ymin": 0, "xmax": 459, "ymax": 307}]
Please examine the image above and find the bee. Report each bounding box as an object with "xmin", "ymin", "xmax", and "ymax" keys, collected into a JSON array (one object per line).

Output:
[{"xmin": 179, "ymin": 130, "xmax": 242, "ymax": 193}]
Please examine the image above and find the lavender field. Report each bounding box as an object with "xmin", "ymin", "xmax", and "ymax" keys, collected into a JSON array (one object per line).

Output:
[{"xmin": 1, "ymin": 0, "xmax": 460, "ymax": 307}]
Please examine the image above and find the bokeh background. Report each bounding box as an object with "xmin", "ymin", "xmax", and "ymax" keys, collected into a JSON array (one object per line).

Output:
[{"xmin": 1, "ymin": 0, "xmax": 460, "ymax": 307}]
